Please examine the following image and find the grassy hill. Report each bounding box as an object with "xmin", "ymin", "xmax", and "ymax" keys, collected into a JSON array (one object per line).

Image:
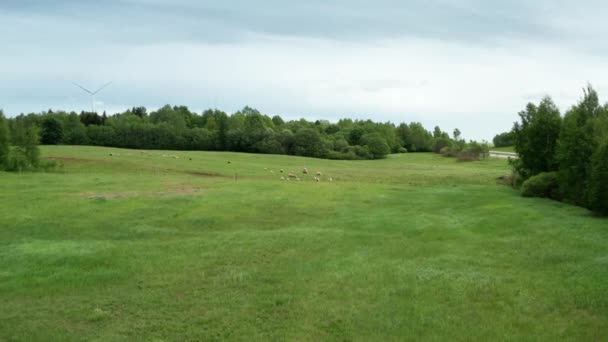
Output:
[{"xmin": 1, "ymin": 146, "xmax": 606, "ymax": 340}]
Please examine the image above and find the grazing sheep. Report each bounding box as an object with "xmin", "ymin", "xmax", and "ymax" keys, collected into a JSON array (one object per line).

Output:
[
  {"xmin": 316, "ymin": 171, "xmax": 322, "ymax": 177},
  {"xmin": 329, "ymin": 177, "xmax": 333, "ymax": 182},
  {"xmin": 280, "ymin": 169, "xmax": 284, "ymax": 173},
  {"xmin": 280, "ymin": 176, "xmax": 285, "ymax": 180},
  {"xmin": 303, "ymin": 168, "xmax": 309, "ymax": 174},
  {"xmin": 287, "ymin": 173, "xmax": 297, "ymax": 179},
  {"xmin": 270, "ymin": 170, "xmax": 274, "ymax": 174},
  {"xmin": 315, "ymin": 177, "xmax": 320, "ymax": 182}
]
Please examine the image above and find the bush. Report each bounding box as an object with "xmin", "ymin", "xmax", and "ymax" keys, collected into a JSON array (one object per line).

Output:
[
  {"xmin": 440, "ymin": 146, "xmax": 457, "ymax": 157},
  {"xmin": 362, "ymin": 133, "xmax": 390, "ymax": 159},
  {"xmin": 521, "ymin": 172, "xmax": 561, "ymax": 200},
  {"xmin": 397, "ymin": 147, "xmax": 408, "ymax": 153},
  {"xmin": 457, "ymin": 142, "xmax": 489, "ymax": 161},
  {"xmin": 432, "ymin": 137, "xmax": 452, "ymax": 153}
]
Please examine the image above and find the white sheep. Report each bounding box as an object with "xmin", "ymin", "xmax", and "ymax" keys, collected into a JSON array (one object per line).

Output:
[
  {"xmin": 303, "ymin": 167, "xmax": 309, "ymax": 174},
  {"xmin": 316, "ymin": 171, "xmax": 322, "ymax": 177}
]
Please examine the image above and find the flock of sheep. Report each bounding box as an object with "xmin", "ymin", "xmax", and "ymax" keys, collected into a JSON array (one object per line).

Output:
[
  {"xmin": 265, "ymin": 167, "xmax": 333, "ymax": 182},
  {"xmin": 108, "ymin": 151, "xmax": 334, "ymax": 182}
]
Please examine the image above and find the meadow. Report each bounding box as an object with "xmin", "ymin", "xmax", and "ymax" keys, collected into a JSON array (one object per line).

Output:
[{"xmin": 1, "ymin": 146, "xmax": 607, "ymax": 341}]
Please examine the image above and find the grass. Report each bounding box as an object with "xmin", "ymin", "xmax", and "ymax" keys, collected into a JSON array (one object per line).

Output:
[
  {"xmin": 1, "ymin": 146, "xmax": 607, "ymax": 341},
  {"xmin": 491, "ymin": 146, "xmax": 515, "ymax": 152}
]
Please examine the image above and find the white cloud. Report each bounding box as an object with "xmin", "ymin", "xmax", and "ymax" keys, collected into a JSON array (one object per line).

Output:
[{"xmin": 2, "ymin": 2, "xmax": 608, "ymax": 141}]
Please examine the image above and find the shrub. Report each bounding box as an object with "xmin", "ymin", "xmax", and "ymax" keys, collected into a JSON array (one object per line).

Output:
[
  {"xmin": 440, "ymin": 146, "xmax": 457, "ymax": 157},
  {"xmin": 8, "ymin": 120, "xmax": 40, "ymax": 171},
  {"xmin": 457, "ymin": 142, "xmax": 489, "ymax": 161},
  {"xmin": 432, "ymin": 137, "xmax": 452, "ymax": 153},
  {"xmin": 397, "ymin": 147, "xmax": 408, "ymax": 153},
  {"xmin": 362, "ymin": 133, "xmax": 390, "ymax": 159},
  {"xmin": 521, "ymin": 172, "xmax": 561, "ymax": 200}
]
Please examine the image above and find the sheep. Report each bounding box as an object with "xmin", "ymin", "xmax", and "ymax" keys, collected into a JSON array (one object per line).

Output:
[
  {"xmin": 303, "ymin": 168, "xmax": 309, "ymax": 174},
  {"xmin": 316, "ymin": 171, "xmax": 322, "ymax": 177},
  {"xmin": 314, "ymin": 177, "xmax": 320, "ymax": 182},
  {"xmin": 280, "ymin": 176, "xmax": 285, "ymax": 181},
  {"xmin": 329, "ymin": 177, "xmax": 333, "ymax": 182},
  {"xmin": 280, "ymin": 169, "xmax": 284, "ymax": 173},
  {"xmin": 270, "ymin": 170, "xmax": 274, "ymax": 174},
  {"xmin": 287, "ymin": 173, "xmax": 297, "ymax": 179}
]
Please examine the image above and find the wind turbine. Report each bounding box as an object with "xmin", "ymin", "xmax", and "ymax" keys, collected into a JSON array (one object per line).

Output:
[{"xmin": 73, "ymin": 81, "xmax": 112, "ymax": 113}]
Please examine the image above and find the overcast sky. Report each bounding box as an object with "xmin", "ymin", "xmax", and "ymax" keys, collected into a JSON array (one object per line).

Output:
[{"xmin": 2, "ymin": 0, "xmax": 608, "ymax": 140}]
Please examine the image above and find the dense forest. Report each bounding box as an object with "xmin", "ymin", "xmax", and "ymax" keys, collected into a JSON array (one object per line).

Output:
[
  {"xmin": 511, "ymin": 85, "xmax": 608, "ymax": 216},
  {"xmin": 0, "ymin": 105, "xmax": 487, "ymax": 167}
]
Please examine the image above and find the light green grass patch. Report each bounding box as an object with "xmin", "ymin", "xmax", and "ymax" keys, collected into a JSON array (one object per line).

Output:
[{"xmin": 0, "ymin": 146, "xmax": 606, "ymax": 341}]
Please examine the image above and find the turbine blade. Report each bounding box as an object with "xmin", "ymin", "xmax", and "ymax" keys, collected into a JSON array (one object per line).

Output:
[
  {"xmin": 73, "ymin": 82, "xmax": 93, "ymax": 94},
  {"xmin": 92, "ymin": 81, "xmax": 112, "ymax": 95}
]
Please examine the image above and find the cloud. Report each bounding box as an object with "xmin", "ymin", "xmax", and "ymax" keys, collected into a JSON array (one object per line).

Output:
[{"xmin": 2, "ymin": 1, "xmax": 608, "ymax": 140}]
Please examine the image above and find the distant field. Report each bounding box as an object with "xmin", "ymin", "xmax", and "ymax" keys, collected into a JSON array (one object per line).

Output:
[
  {"xmin": 1, "ymin": 146, "xmax": 607, "ymax": 341},
  {"xmin": 491, "ymin": 146, "xmax": 515, "ymax": 152}
]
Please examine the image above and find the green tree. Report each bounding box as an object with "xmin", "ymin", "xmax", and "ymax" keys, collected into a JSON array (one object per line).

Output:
[
  {"xmin": 433, "ymin": 126, "xmax": 442, "ymax": 138},
  {"xmin": 406, "ymin": 122, "xmax": 433, "ymax": 152},
  {"xmin": 63, "ymin": 113, "xmax": 88, "ymax": 145},
  {"xmin": 40, "ymin": 117, "xmax": 64, "ymax": 144},
  {"xmin": 589, "ymin": 139, "xmax": 608, "ymax": 215},
  {"xmin": 492, "ymin": 131, "xmax": 515, "ymax": 147},
  {"xmin": 453, "ymin": 128, "xmax": 462, "ymax": 141},
  {"xmin": 0, "ymin": 111, "xmax": 9, "ymax": 169},
  {"xmin": 271, "ymin": 115, "xmax": 285, "ymax": 127},
  {"xmin": 294, "ymin": 128, "xmax": 327, "ymax": 158},
  {"xmin": 512, "ymin": 97, "xmax": 562, "ymax": 179},
  {"xmin": 362, "ymin": 133, "xmax": 390, "ymax": 159},
  {"xmin": 7, "ymin": 119, "xmax": 40, "ymax": 171},
  {"xmin": 557, "ymin": 86, "xmax": 601, "ymax": 206}
]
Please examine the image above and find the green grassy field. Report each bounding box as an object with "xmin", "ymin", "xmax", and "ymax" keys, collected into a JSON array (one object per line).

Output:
[{"xmin": 1, "ymin": 146, "xmax": 607, "ymax": 341}]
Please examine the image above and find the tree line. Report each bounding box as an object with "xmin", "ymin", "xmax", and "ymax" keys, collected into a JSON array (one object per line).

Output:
[
  {"xmin": 0, "ymin": 105, "xmax": 489, "ymax": 168},
  {"xmin": 510, "ymin": 85, "xmax": 608, "ymax": 216}
]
